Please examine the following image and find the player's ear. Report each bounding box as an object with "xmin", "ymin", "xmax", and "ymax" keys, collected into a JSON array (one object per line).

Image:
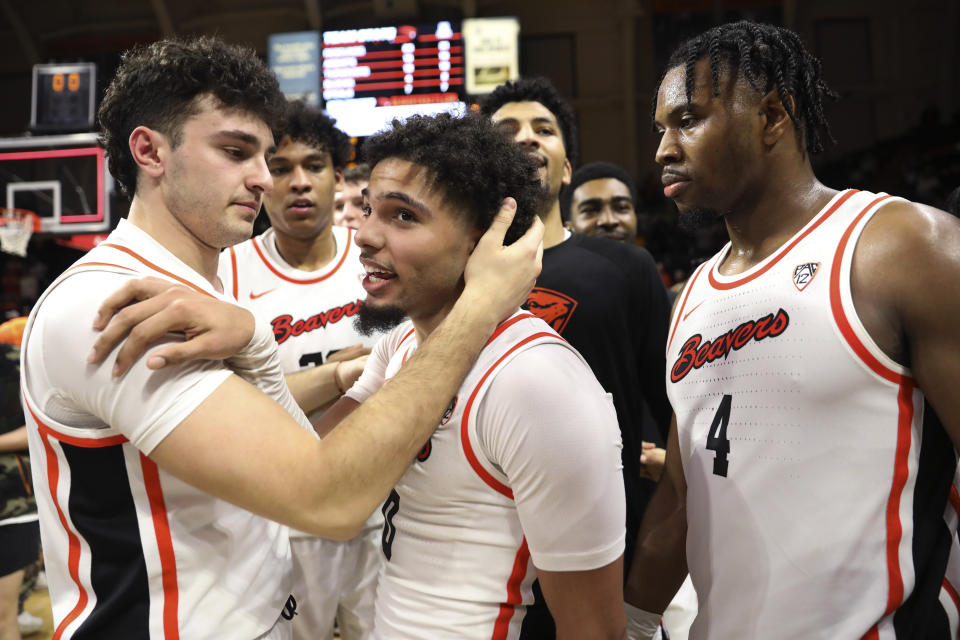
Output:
[
  {"xmin": 562, "ymin": 158, "xmax": 572, "ymax": 187},
  {"xmin": 334, "ymin": 168, "xmax": 344, "ymax": 190},
  {"xmin": 129, "ymin": 126, "xmax": 166, "ymax": 179},
  {"xmin": 759, "ymin": 88, "xmax": 793, "ymax": 148}
]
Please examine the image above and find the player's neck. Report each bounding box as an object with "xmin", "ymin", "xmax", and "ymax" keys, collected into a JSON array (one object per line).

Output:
[
  {"xmin": 272, "ymin": 225, "xmax": 338, "ymax": 271},
  {"xmin": 720, "ymin": 174, "xmax": 837, "ymax": 273},
  {"xmin": 411, "ymin": 292, "xmax": 461, "ymax": 345},
  {"xmin": 540, "ymin": 200, "xmax": 567, "ymax": 249},
  {"xmin": 126, "ymin": 197, "xmax": 222, "ymax": 288}
]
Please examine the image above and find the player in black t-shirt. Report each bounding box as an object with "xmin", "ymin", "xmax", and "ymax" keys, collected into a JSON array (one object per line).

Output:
[{"xmin": 481, "ymin": 78, "xmax": 672, "ymax": 638}]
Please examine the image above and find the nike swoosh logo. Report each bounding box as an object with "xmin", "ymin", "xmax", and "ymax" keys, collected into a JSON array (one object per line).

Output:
[
  {"xmin": 682, "ymin": 300, "xmax": 705, "ymax": 321},
  {"xmin": 250, "ymin": 288, "xmax": 277, "ymax": 300}
]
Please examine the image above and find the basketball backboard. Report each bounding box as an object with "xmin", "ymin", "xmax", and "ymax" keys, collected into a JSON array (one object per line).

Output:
[{"xmin": 0, "ymin": 132, "xmax": 112, "ymax": 234}]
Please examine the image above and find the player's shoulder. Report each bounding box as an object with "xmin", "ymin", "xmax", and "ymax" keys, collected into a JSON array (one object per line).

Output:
[{"xmin": 860, "ymin": 197, "xmax": 959, "ymax": 262}]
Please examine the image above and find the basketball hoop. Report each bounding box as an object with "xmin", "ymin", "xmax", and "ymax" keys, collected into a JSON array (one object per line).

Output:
[{"xmin": 0, "ymin": 208, "xmax": 41, "ymax": 258}]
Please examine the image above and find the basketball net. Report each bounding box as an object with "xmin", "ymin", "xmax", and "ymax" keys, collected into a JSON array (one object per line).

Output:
[{"xmin": 0, "ymin": 209, "xmax": 40, "ymax": 257}]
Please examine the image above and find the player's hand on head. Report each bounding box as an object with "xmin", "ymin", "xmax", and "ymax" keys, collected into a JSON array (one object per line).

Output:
[
  {"xmin": 464, "ymin": 197, "xmax": 544, "ymax": 323},
  {"xmin": 87, "ymin": 276, "xmax": 255, "ymax": 376}
]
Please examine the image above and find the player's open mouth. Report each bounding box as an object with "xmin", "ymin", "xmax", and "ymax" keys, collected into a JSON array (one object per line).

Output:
[{"xmin": 360, "ymin": 259, "xmax": 397, "ymax": 292}]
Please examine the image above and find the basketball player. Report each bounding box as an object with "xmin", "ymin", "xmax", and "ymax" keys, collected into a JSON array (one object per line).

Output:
[
  {"xmin": 561, "ymin": 161, "xmax": 639, "ymax": 243},
  {"xmin": 624, "ymin": 21, "xmax": 960, "ymax": 639},
  {"xmin": 20, "ymin": 37, "xmax": 542, "ymax": 639},
  {"xmin": 334, "ymin": 163, "xmax": 369, "ymax": 230},
  {"xmin": 316, "ymin": 112, "xmax": 627, "ymax": 638},
  {"xmin": 480, "ymin": 77, "xmax": 672, "ymax": 637},
  {"xmin": 219, "ymin": 99, "xmax": 381, "ymax": 640}
]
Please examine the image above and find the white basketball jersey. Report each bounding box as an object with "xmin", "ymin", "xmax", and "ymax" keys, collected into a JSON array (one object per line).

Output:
[
  {"xmin": 21, "ymin": 220, "xmax": 301, "ymax": 639},
  {"xmin": 667, "ymin": 189, "xmax": 955, "ymax": 639},
  {"xmin": 219, "ymin": 226, "xmax": 376, "ymax": 377},
  {"xmin": 369, "ymin": 312, "xmax": 623, "ymax": 639}
]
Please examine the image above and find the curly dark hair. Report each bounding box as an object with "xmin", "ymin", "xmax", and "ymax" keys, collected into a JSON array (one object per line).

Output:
[
  {"xmin": 281, "ymin": 100, "xmax": 352, "ymax": 169},
  {"xmin": 98, "ymin": 36, "xmax": 287, "ymax": 198},
  {"xmin": 661, "ymin": 20, "xmax": 839, "ymax": 155},
  {"xmin": 362, "ymin": 112, "xmax": 544, "ymax": 245},
  {"xmin": 479, "ymin": 77, "xmax": 579, "ymax": 167}
]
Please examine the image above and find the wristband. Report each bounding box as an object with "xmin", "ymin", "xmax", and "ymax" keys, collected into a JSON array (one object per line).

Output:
[{"xmin": 625, "ymin": 602, "xmax": 662, "ymax": 640}]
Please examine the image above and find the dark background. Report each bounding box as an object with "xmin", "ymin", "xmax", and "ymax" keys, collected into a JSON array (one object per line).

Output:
[{"xmin": 1, "ymin": 0, "xmax": 958, "ymax": 311}]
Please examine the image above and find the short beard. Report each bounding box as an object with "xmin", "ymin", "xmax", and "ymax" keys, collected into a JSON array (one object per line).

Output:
[
  {"xmin": 677, "ymin": 206, "xmax": 721, "ymax": 232},
  {"xmin": 355, "ymin": 303, "xmax": 407, "ymax": 336}
]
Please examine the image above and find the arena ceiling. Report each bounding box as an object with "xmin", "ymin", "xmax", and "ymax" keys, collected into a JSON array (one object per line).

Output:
[{"xmin": 0, "ymin": 0, "xmax": 483, "ymax": 75}]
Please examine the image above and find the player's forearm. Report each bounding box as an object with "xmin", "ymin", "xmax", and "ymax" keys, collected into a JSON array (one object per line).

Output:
[
  {"xmin": 285, "ymin": 364, "xmax": 341, "ymax": 415},
  {"xmin": 623, "ymin": 479, "xmax": 688, "ymax": 613},
  {"xmin": 307, "ymin": 292, "xmax": 503, "ymax": 530},
  {"xmin": 0, "ymin": 426, "xmax": 29, "ymax": 452}
]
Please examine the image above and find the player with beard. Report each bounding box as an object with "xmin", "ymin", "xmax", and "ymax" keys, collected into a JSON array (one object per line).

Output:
[
  {"xmin": 318, "ymin": 112, "xmax": 628, "ymax": 639},
  {"xmin": 624, "ymin": 21, "xmax": 960, "ymax": 639},
  {"xmin": 23, "ymin": 36, "xmax": 543, "ymax": 640},
  {"xmin": 480, "ymin": 77, "xmax": 674, "ymax": 638},
  {"xmin": 218, "ymin": 100, "xmax": 382, "ymax": 640}
]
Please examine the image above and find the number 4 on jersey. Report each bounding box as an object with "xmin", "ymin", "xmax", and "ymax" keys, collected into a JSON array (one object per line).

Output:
[{"xmin": 706, "ymin": 394, "xmax": 732, "ymax": 477}]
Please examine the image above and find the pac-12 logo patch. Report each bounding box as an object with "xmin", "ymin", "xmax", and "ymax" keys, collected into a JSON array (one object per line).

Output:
[{"xmin": 793, "ymin": 262, "xmax": 820, "ymax": 291}]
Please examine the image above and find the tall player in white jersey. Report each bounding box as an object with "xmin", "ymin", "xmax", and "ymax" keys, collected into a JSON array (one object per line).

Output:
[
  {"xmin": 219, "ymin": 100, "xmax": 382, "ymax": 640},
  {"xmin": 623, "ymin": 21, "xmax": 960, "ymax": 639},
  {"xmin": 316, "ymin": 112, "xmax": 628, "ymax": 639},
  {"xmin": 21, "ymin": 36, "xmax": 545, "ymax": 640}
]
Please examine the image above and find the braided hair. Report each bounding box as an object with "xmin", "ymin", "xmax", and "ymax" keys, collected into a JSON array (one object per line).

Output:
[{"xmin": 663, "ymin": 21, "xmax": 839, "ymax": 155}]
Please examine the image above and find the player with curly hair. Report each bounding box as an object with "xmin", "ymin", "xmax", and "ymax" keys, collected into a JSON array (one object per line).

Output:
[
  {"xmin": 312, "ymin": 111, "xmax": 628, "ymax": 638},
  {"xmin": 624, "ymin": 20, "xmax": 960, "ymax": 639},
  {"xmin": 218, "ymin": 99, "xmax": 379, "ymax": 640},
  {"xmin": 21, "ymin": 36, "xmax": 543, "ymax": 640}
]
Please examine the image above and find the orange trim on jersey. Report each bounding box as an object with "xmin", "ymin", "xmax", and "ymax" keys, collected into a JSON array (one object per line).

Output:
[
  {"xmin": 228, "ymin": 246, "xmax": 239, "ymax": 300},
  {"xmin": 827, "ymin": 194, "xmax": 903, "ymax": 384},
  {"xmin": 878, "ymin": 381, "xmax": 916, "ymax": 622},
  {"xmin": 491, "ymin": 539, "xmax": 531, "ymax": 640},
  {"xmin": 140, "ymin": 454, "xmax": 181, "ymax": 639},
  {"xmin": 66, "ymin": 262, "xmax": 139, "ymax": 274},
  {"xmin": 706, "ymin": 189, "xmax": 858, "ymax": 291},
  {"xmin": 396, "ymin": 328, "xmax": 417, "ymax": 366},
  {"xmin": 100, "ymin": 243, "xmax": 214, "ymax": 298},
  {"xmin": 667, "ymin": 260, "xmax": 709, "ymax": 353},
  {"xmin": 487, "ymin": 313, "xmax": 540, "ymax": 346},
  {"xmin": 950, "ymin": 485, "xmax": 960, "ymax": 518},
  {"xmin": 460, "ymin": 332, "xmax": 557, "ymax": 499},
  {"xmin": 24, "ymin": 397, "xmax": 129, "ymax": 448},
  {"xmin": 251, "ymin": 228, "xmax": 354, "ymax": 284},
  {"xmin": 24, "ymin": 395, "xmax": 92, "ymax": 640}
]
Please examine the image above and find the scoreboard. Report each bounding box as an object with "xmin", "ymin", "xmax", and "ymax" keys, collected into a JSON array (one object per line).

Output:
[{"xmin": 321, "ymin": 21, "xmax": 467, "ymax": 138}]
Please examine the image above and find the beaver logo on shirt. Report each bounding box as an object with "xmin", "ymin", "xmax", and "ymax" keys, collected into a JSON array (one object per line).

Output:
[{"xmin": 524, "ymin": 287, "xmax": 578, "ymax": 333}]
